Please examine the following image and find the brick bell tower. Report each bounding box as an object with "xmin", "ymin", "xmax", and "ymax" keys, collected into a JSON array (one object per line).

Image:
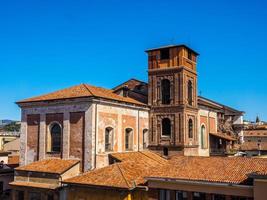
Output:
[{"xmin": 146, "ymin": 44, "xmax": 199, "ymax": 156}]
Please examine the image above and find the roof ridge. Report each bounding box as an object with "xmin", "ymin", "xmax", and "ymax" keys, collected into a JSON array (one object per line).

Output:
[
  {"xmin": 82, "ymin": 83, "xmax": 94, "ymax": 96},
  {"xmin": 116, "ymin": 163, "xmax": 131, "ymax": 188},
  {"xmin": 139, "ymin": 151, "xmax": 166, "ymax": 164}
]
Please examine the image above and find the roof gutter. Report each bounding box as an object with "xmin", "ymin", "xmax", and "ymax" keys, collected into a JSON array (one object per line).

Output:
[{"xmin": 145, "ymin": 177, "xmax": 253, "ymax": 189}]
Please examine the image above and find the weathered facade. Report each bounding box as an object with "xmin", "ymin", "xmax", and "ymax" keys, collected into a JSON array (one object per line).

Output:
[
  {"xmin": 12, "ymin": 44, "xmax": 250, "ymax": 200},
  {"xmin": 17, "ymin": 84, "xmax": 149, "ymax": 172}
]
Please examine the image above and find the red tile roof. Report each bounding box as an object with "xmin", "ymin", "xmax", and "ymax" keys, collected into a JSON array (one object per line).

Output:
[
  {"xmin": 149, "ymin": 156, "xmax": 267, "ymax": 184},
  {"xmin": 240, "ymin": 141, "xmax": 267, "ymax": 151},
  {"xmin": 17, "ymin": 84, "xmax": 145, "ymax": 106},
  {"xmin": 9, "ymin": 181, "xmax": 58, "ymax": 190},
  {"xmin": 16, "ymin": 159, "xmax": 79, "ymax": 174},
  {"xmin": 110, "ymin": 151, "xmax": 167, "ymax": 165},
  {"xmin": 8, "ymin": 155, "xmax": 20, "ymax": 165},
  {"xmin": 64, "ymin": 151, "xmax": 166, "ymax": 189},
  {"xmin": 244, "ymin": 130, "xmax": 267, "ymax": 137},
  {"xmin": 64, "ymin": 151, "xmax": 267, "ymax": 189},
  {"xmin": 210, "ymin": 132, "xmax": 237, "ymax": 141}
]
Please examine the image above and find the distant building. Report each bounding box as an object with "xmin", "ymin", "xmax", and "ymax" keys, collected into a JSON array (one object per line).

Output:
[
  {"xmin": 241, "ymin": 123, "xmax": 267, "ymax": 156},
  {"xmin": 0, "ymin": 132, "xmax": 20, "ymax": 152},
  {"xmin": 0, "ymin": 152, "xmax": 19, "ymax": 199}
]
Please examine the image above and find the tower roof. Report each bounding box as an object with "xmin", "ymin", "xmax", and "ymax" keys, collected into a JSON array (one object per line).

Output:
[{"xmin": 145, "ymin": 44, "xmax": 199, "ymax": 55}]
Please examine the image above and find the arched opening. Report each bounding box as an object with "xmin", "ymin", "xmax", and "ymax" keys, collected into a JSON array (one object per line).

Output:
[
  {"xmin": 188, "ymin": 80, "xmax": 193, "ymax": 105},
  {"xmin": 201, "ymin": 125, "xmax": 206, "ymax": 149},
  {"xmin": 143, "ymin": 129, "xmax": 149, "ymax": 149},
  {"xmin": 162, "ymin": 118, "xmax": 171, "ymax": 137},
  {"xmin": 105, "ymin": 127, "xmax": 114, "ymax": 152},
  {"xmin": 125, "ymin": 128, "xmax": 133, "ymax": 151},
  {"xmin": 161, "ymin": 79, "xmax": 171, "ymax": 105},
  {"xmin": 188, "ymin": 119, "xmax": 193, "ymax": 139},
  {"xmin": 48, "ymin": 123, "xmax": 62, "ymax": 153}
]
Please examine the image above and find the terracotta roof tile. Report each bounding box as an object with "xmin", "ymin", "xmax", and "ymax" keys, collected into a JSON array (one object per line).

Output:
[
  {"xmin": 16, "ymin": 159, "xmax": 79, "ymax": 174},
  {"xmin": 240, "ymin": 141, "xmax": 267, "ymax": 151},
  {"xmin": 110, "ymin": 151, "xmax": 167, "ymax": 165},
  {"xmin": 64, "ymin": 151, "xmax": 166, "ymax": 189},
  {"xmin": 65, "ymin": 152, "xmax": 267, "ymax": 189},
  {"xmin": 149, "ymin": 156, "xmax": 267, "ymax": 184},
  {"xmin": 210, "ymin": 132, "xmax": 236, "ymax": 141},
  {"xmin": 9, "ymin": 181, "xmax": 58, "ymax": 190},
  {"xmin": 8, "ymin": 155, "xmax": 20, "ymax": 165},
  {"xmin": 244, "ymin": 130, "xmax": 267, "ymax": 137},
  {"xmin": 17, "ymin": 84, "xmax": 145, "ymax": 106}
]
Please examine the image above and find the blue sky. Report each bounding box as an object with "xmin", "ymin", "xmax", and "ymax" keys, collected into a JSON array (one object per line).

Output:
[{"xmin": 0, "ymin": 0, "xmax": 267, "ymax": 121}]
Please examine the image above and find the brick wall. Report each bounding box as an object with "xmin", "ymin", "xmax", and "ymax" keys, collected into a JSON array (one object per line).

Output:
[
  {"xmin": 27, "ymin": 114, "xmax": 40, "ymax": 162},
  {"xmin": 70, "ymin": 112, "xmax": 85, "ymax": 170}
]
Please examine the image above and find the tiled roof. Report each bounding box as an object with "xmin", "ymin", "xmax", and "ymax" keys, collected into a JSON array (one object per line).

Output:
[
  {"xmin": 8, "ymin": 155, "xmax": 20, "ymax": 165},
  {"xmin": 110, "ymin": 151, "xmax": 167, "ymax": 165},
  {"xmin": 148, "ymin": 156, "xmax": 267, "ymax": 185},
  {"xmin": 244, "ymin": 130, "xmax": 267, "ymax": 137},
  {"xmin": 9, "ymin": 181, "xmax": 58, "ymax": 190},
  {"xmin": 210, "ymin": 132, "xmax": 237, "ymax": 141},
  {"xmin": 65, "ymin": 152, "xmax": 267, "ymax": 189},
  {"xmin": 240, "ymin": 141, "xmax": 267, "ymax": 151},
  {"xmin": 113, "ymin": 79, "xmax": 147, "ymax": 91},
  {"xmin": 16, "ymin": 159, "xmax": 79, "ymax": 174},
  {"xmin": 17, "ymin": 84, "xmax": 145, "ymax": 106},
  {"xmin": 64, "ymin": 151, "xmax": 166, "ymax": 189}
]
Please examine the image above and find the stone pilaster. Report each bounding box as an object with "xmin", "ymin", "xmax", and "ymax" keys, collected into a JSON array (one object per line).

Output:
[
  {"xmin": 20, "ymin": 111, "xmax": 27, "ymax": 166},
  {"xmin": 39, "ymin": 114, "xmax": 46, "ymax": 160},
  {"xmin": 84, "ymin": 104, "xmax": 94, "ymax": 171},
  {"xmin": 62, "ymin": 112, "xmax": 70, "ymax": 159}
]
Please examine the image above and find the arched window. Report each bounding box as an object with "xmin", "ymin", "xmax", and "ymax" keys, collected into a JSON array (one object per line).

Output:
[
  {"xmin": 105, "ymin": 127, "xmax": 114, "ymax": 152},
  {"xmin": 162, "ymin": 118, "xmax": 171, "ymax": 137},
  {"xmin": 161, "ymin": 79, "xmax": 171, "ymax": 105},
  {"xmin": 125, "ymin": 128, "xmax": 133, "ymax": 151},
  {"xmin": 188, "ymin": 80, "xmax": 193, "ymax": 105},
  {"xmin": 49, "ymin": 123, "xmax": 62, "ymax": 153},
  {"xmin": 201, "ymin": 125, "xmax": 206, "ymax": 149},
  {"xmin": 188, "ymin": 119, "xmax": 193, "ymax": 139},
  {"xmin": 143, "ymin": 129, "xmax": 149, "ymax": 149}
]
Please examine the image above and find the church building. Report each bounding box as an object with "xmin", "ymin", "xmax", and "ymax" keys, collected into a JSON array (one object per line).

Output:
[{"xmin": 10, "ymin": 44, "xmax": 247, "ymax": 200}]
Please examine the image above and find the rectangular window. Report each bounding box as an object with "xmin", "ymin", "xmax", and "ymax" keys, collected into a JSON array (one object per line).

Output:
[
  {"xmin": 17, "ymin": 191, "xmax": 24, "ymax": 200},
  {"xmin": 0, "ymin": 181, "xmax": 3, "ymax": 194},
  {"xmin": 212, "ymin": 194, "xmax": 226, "ymax": 200},
  {"xmin": 29, "ymin": 192, "xmax": 41, "ymax": 200},
  {"xmin": 176, "ymin": 191, "xmax": 188, "ymax": 200},
  {"xmin": 160, "ymin": 48, "xmax": 170, "ymax": 60},
  {"xmin": 193, "ymin": 192, "xmax": 206, "ymax": 200},
  {"xmin": 47, "ymin": 194, "xmax": 54, "ymax": 200},
  {"xmin": 159, "ymin": 190, "xmax": 170, "ymax": 200}
]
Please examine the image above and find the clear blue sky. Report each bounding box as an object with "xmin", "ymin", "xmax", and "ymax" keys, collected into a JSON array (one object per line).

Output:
[{"xmin": 0, "ymin": 0, "xmax": 267, "ymax": 121}]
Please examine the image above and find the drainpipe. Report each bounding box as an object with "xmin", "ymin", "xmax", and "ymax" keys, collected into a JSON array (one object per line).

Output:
[
  {"xmin": 94, "ymin": 102, "xmax": 98, "ymax": 169},
  {"xmin": 208, "ymin": 109, "xmax": 211, "ymax": 150},
  {"xmin": 138, "ymin": 109, "xmax": 140, "ymax": 151}
]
